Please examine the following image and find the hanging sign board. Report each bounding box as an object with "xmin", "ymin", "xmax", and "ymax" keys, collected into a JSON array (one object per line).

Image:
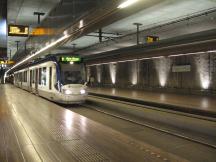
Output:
[
  {"xmin": 0, "ymin": 60, "xmax": 15, "ymax": 65},
  {"xmin": 8, "ymin": 25, "xmax": 29, "ymax": 37},
  {"xmin": 146, "ymin": 36, "xmax": 159, "ymax": 43}
]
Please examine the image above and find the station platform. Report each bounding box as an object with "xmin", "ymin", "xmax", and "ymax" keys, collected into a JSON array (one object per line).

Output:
[
  {"xmin": 88, "ymin": 87, "xmax": 216, "ymax": 118},
  {"xmin": 0, "ymin": 84, "xmax": 187, "ymax": 162}
]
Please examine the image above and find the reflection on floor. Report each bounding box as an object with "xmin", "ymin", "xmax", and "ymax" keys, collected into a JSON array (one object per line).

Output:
[{"xmin": 0, "ymin": 84, "xmax": 186, "ymax": 162}]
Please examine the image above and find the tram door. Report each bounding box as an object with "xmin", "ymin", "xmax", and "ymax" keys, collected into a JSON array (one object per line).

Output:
[{"xmin": 35, "ymin": 69, "xmax": 38, "ymax": 93}]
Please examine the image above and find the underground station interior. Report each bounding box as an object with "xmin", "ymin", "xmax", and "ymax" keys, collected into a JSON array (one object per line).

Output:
[{"xmin": 0, "ymin": 0, "xmax": 216, "ymax": 161}]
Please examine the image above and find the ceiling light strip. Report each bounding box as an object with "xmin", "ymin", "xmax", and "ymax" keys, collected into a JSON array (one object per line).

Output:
[
  {"xmin": 117, "ymin": 0, "xmax": 140, "ymax": 9},
  {"xmin": 6, "ymin": 34, "xmax": 70, "ymax": 74}
]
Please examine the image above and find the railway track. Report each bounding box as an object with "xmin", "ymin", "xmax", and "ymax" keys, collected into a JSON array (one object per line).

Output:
[
  {"xmin": 80, "ymin": 103, "xmax": 216, "ymax": 149},
  {"xmin": 64, "ymin": 95, "xmax": 216, "ymax": 162}
]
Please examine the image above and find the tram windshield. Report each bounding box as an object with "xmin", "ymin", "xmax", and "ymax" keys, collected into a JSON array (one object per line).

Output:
[{"xmin": 60, "ymin": 63, "xmax": 86, "ymax": 85}]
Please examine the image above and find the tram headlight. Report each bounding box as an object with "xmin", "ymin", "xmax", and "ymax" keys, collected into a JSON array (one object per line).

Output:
[
  {"xmin": 64, "ymin": 89, "xmax": 72, "ymax": 95},
  {"xmin": 80, "ymin": 89, "xmax": 86, "ymax": 94}
]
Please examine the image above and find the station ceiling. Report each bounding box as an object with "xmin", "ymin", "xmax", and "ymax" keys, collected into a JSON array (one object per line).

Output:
[
  {"xmin": 7, "ymin": 0, "xmax": 60, "ymax": 59},
  {"xmin": 9, "ymin": 0, "xmax": 106, "ymax": 61},
  {"xmin": 6, "ymin": 0, "xmax": 216, "ymax": 63},
  {"xmin": 64, "ymin": 0, "xmax": 216, "ymax": 56}
]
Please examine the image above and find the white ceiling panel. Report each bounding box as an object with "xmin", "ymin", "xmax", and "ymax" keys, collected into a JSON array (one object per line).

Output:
[{"xmin": 103, "ymin": 0, "xmax": 216, "ymax": 34}]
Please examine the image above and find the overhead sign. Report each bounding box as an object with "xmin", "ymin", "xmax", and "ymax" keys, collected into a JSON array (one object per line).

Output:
[
  {"xmin": 0, "ymin": 60, "xmax": 15, "ymax": 65},
  {"xmin": 7, "ymin": 60, "xmax": 15, "ymax": 64},
  {"xmin": 146, "ymin": 36, "xmax": 159, "ymax": 43},
  {"xmin": 60, "ymin": 56, "xmax": 81, "ymax": 62},
  {"xmin": 31, "ymin": 27, "xmax": 54, "ymax": 36},
  {"xmin": 172, "ymin": 65, "xmax": 191, "ymax": 72},
  {"xmin": 8, "ymin": 25, "xmax": 29, "ymax": 37}
]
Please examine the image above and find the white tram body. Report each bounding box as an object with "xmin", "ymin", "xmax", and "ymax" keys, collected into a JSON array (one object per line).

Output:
[{"xmin": 13, "ymin": 55, "xmax": 87, "ymax": 104}]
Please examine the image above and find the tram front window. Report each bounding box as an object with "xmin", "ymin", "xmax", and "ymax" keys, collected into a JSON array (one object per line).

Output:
[{"xmin": 60, "ymin": 64, "xmax": 85, "ymax": 85}]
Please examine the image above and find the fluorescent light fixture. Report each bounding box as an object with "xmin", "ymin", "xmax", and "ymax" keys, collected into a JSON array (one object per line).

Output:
[
  {"xmin": 168, "ymin": 51, "xmax": 206, "ymax": 57},
  {"xmin": 139, "ymin": 57, "xmax": 151, "ymax": 61},
  {"xmin": 63, "ymin": 30, "xmax": 68, "ymax": 35},
  {"xmin": 151, "ymin": 56, "xmax": 165, "ymax": 59},
  {"xmin": 208, "ymin": 50, "xmax": 216, "ymax": 53},
  {"xmin": 118, "ymin": 59, "xmax": 137, "ymax": 63},
  {"xmin": 118, "ymin": 0, "xmax": 139, "ymax": 9},
  {"xmin": 5, "ymin": 34, "xmax": 70, "ymax": 74},
  {"xmin": 79, "ymin": 20, "xmax": 84, "ymax": 28}
]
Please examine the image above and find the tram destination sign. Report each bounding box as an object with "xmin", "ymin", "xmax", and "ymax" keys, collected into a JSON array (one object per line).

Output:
[
  {"xmin": 60, "ymin": 56, "xmax": 81, "ymax": 63},
  {"xmin": 8, "ymin": 25, "xmax": 29, "ymax": 37}
]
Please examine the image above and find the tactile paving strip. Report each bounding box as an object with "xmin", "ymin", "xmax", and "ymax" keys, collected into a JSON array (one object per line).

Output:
[
  {"xmin": 51, "ymin": 128, "xmax": 80, "ymax": 141},
  {"xmin": 62, "ymin": 139, "xmax": 110, "ymax": 162},
  {"xmin": 126, "ymin": 139, "xmax": 171, "ymax": 162}
]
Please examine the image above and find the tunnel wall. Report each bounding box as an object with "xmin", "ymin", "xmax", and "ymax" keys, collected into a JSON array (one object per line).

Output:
[{"xmin": 87, "ymin": 53, "xmax": 216, "ymax": 96}]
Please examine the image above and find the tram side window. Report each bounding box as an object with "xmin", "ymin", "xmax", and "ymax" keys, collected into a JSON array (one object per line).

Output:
[
  {"xmin": 49, "ymin": 67, "xmax": 52, "ymax": 90},
  {"xmin": 41, "ymin": 67, "xmax": 47, "ymax": 86},
  {"xmin": 23, "ymin": 71, "xmax": 25, "ymax": 82},
  {"xmin": 27, "ymin": 71, "xmax": 28, "ymax": 82},
  {"xmin": 21, "ymin": 72, "xmax": 23, "ymax": 82},
  {"xmin": 20, "ymin": 73, "xmax": 22, "ymax": 82},
  {"xmin": 24, "ymin": 71, "xmax": 27, "ymax": 82},
  {"xmin": 30, "ymin": 70, "xmax": 32, "ymax": 83},
  {"xmin": 23, "ymin": 72, "xmax": 25, "ymax": 82},
  {"xmin": 35, "ymin": 69, "xmax": 37, "ymax": 84},
  {"xmin": 26, "ymin": 71, "xmax": 28, "ymax": 82},
  {"xmin": 18, "ymin": 73, "xmax": 20, "ymax": 82},
  {"xmin": 32, "ymin": 70, "xmax": 35, "ymax": 84},
  {"xmin": 26, "ymin": 71, "xmax": 27, "ymax": 82},
  {"xmin": 39, "ymin": 68, "xmax": 42, "ymax": 85},
  {"xmin": 22, "ymin": 72, "xmax": 24, "ymax": 82}
]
